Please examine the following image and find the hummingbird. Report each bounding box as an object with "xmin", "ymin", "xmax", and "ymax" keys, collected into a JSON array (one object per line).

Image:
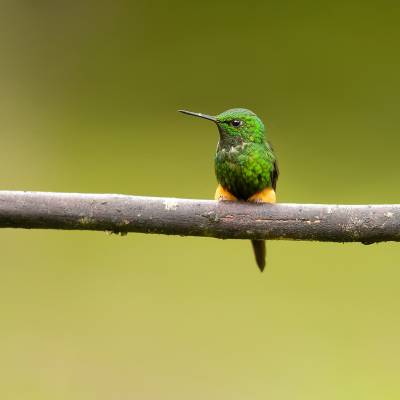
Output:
[{"xmin": 179, "ymin": 108, "xmax": 278, "ymax": 271}]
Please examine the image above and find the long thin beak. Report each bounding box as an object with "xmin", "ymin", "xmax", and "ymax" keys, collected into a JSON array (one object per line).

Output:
[{"xmin": 178, "ymin": 109, "xmax": 217, "ymax": 122}]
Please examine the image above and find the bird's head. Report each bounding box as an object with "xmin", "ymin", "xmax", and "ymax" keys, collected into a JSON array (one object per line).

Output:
[{"xmin": 179, "ymin": 108, "xmax": 265, "ymax": 144}]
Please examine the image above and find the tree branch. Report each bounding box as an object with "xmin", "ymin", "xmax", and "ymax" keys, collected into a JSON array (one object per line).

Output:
[{"xmin": 0, "ymin": 191, "xmax": 398, "ymax": 243}]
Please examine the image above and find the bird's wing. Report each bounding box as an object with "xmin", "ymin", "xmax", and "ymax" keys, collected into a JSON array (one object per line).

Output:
[
  {"xmin": 267, "ymin": 141, "xmax": 279, "ymax": 191},
  {"xmin": 271, "ymin": 159, "xmax": 279, "ymax": 191}
]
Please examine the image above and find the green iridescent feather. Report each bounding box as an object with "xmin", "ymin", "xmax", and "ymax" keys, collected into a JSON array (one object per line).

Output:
[{"xmin": 214, "ymin": 108, "xmax": 277, "ymax": 199}]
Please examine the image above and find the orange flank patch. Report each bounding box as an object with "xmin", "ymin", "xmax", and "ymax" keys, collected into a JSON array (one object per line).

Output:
[
  {"xmin": 214, "ymin": 185, "xmax": 237, "ymax": 201},
  {"xmin": 247, "ymin": 187, "xmax": 276, "ymax": 203},
  {"xmin": 215, "ymin": 185, "xmax": 276, "ymax": 203}
]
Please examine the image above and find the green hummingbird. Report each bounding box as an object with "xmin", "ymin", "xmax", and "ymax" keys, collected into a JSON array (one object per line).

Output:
[{"xmin": 179, "ymin": 108, "xmax": 279, "ymax": 271}]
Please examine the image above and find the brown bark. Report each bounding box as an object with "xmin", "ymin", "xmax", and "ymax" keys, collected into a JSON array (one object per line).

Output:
[{"xmin": 0, "ymin": 191, "xmax": 398, "ymax": 243}]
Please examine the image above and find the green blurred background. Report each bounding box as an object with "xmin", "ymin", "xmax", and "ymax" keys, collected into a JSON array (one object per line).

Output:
[{"xmin": 1, "ymin": 1, "xmax": 399, "ymax": 398}]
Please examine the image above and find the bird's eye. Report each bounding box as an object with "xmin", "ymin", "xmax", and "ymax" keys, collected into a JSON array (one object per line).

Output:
[{"xmin": 231, "ymin": 119, "xmax": 242, "ymax": 127}]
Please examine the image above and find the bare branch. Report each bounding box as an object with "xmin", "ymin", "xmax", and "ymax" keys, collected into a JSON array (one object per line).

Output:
[{"xmin": 0, "ymin": 191, "xmax": 398, "ymax": 243}]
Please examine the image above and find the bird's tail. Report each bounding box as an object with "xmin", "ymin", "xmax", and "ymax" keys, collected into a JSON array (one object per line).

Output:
[{"xmin": 251, "ymin": 240, "xmax": 266, "ymax": 272}]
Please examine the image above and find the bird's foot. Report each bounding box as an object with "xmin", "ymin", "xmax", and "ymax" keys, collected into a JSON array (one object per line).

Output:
[
  {"xmin": 247, "ymin": 187, "xmax": 276, "ymax": 203},
  {"xmin": 214, "ymin": 185, "xmax": 237, "ymax": 201}
]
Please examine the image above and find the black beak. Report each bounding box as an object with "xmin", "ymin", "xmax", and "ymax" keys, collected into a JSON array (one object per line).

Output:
[{"xmin": 178, "ymin": 109, "xmax": 217, "ymax": 122}]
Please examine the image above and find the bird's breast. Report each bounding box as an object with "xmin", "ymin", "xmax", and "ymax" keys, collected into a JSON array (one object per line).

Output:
[{"xmin": 214, "ymin": 145, "xmax": 271, "ymax": 200}]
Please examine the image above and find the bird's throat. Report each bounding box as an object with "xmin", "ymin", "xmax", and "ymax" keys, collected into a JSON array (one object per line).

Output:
[{"xmin": 217, "ymin": 134, "xmax": 244, "ymax": 152}]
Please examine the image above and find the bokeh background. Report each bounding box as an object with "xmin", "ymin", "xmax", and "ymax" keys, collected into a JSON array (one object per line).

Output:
[{"xmin": 1, "ymin": 1, "xmax": 399, "ymax": 399}]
